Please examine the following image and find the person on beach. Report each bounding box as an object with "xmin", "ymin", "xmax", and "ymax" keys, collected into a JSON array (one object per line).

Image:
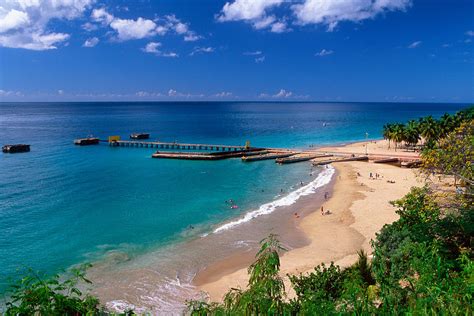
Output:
[
  {"xmin": 324, "ymin": 192, "xmax": 329, "ymax": 200},
  {"xmin": 321, "ymin": 206, "xmax": 324, "ymax": 215}
]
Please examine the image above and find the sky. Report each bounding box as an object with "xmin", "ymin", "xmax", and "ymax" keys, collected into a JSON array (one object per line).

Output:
[{"xmin": 0, "ymin": 0, "xmax": 473, "ymax": 103}]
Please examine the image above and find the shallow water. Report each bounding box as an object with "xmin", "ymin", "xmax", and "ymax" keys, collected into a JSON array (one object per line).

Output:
[{"xmin": 0, "ymin": 102, "xmax": 465, "ymax": 310}]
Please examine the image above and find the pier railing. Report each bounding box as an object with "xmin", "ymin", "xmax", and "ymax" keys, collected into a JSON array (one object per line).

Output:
[{"xmin": 109, "ymin": 140, "xmax": 253, "ymax": 152}]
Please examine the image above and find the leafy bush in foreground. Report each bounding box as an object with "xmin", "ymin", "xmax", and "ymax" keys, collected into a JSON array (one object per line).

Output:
[{"xmin": 4, "ymin": 264, "xmax": 103, "ymax": 316}]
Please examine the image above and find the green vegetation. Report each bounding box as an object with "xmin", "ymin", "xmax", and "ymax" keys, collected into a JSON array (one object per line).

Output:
[
  {"xmin": 3, "ymin": 107, "xmax": 472, "ymax": 315},
  {"xmin": 3, "ymin": 264, "xmax": 103, "ymax": 315},
  {"xmin": 382, "ymin": 106, "xmax": 473, "ymax": 150}
]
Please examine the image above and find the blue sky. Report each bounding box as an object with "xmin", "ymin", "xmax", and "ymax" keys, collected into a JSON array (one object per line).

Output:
[{"xmin": 0, "ymin": 0, "xmax": 473, "ymax": 102}]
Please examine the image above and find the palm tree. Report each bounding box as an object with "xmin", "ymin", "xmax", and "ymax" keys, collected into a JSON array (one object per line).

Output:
[
  {"xmin": 439, "ymin": 113, "xmax": 455, "ymax": 139},
  {"xmin": 403, "ymin": 120, "xmax": 420, "ymax": 150},
  {"xmin": 392, "ymin": 123, "xmax": 405, "ymax": 151},
  {"xmin": 419, "ymin": 116, "xmax": 440, "ymax": 145},
  {"xmin": 382, "ymin": 123, "xmax": 395, "ymax": 149}
]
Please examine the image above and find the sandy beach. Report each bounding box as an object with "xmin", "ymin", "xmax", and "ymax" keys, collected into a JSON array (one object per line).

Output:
[{"xmin": 195, "ymin": 140, "xmax": 422, "ymax": 301}]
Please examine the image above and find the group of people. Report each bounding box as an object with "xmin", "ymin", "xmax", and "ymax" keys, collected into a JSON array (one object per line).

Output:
[
  {"xmin": 225, "ymin": 199, "xmax": 239, "ymax": 209},
  {"xmin": 369, "ymin": 172, "xmax": 382, "ymax": 179},
  {"xmin": 320, "ymin": 205, "xmax": 331, "ymax": 216}
]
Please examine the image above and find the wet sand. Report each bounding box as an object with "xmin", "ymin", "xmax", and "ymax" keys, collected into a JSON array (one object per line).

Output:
[{"xmin": 196, "ymin": 142, "xmax": 420, "ymax": 302}]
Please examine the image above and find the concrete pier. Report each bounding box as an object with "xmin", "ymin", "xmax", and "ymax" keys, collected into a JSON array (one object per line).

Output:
[{"xmin": 110, "ymin": 140, "xmax": 254, "ymax": 152}]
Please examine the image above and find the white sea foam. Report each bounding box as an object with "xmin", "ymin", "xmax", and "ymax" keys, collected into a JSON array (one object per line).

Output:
[{"xmin": 213, "ymin": 165, "xmax": 335, "ymax": 234}]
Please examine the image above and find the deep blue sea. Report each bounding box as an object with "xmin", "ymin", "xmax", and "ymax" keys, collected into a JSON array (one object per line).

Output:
[{"xmin": 0, "ymin": 102, "xmax": 466, "ymax": 297}]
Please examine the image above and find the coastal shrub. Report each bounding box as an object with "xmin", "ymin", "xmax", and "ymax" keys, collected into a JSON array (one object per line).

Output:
[
  {"xmin": 4, "ymin": 264, "xmax": 103, "ymax": 316},
  {"xmin": 288, "ymin": 262, "xmax": 343, "ymax": 314},
  {"xmin": 188, "ymin": 234, "xmax": 290, "ymax": 315}
]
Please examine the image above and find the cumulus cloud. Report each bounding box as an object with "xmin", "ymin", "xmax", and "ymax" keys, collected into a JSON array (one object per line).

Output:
[
  {"xmin": 82, "ymin": 22, "xmax": 98, "ymax": 31},
  {"xmin": 0, "ymin": 0, "xmax": 94, "ymax": 50},
  {"xmin": 217, "ymin": 0, "xmax": 288, "ymax": 33},
  {"xmin": 292, "ymin": 0, "xmax": 411, "ymax": 31},
  {"xmin": 184, "ymin": 33, "xmax": 201, "ymax": 41},
  {"xmin": 142, "ymin": 42, "xmax": 178, "ymax": 57},
  {"xmin": 217, "ymin": 0, "xmax": 411, "ymax": 32},
  {"xmin": 136, "ymin": 91, "xmax": 163, "ymax": 97},
  {"xmin": 408, "ymin": 40, "xmax": 421, "ymax": 48},
  {"xmin": 142, "ymin": 41, "xmax": 161, "ymax": 53},
  {"xmin": 189, "ymin": 46, "xmax": 215, "ymax": 56},
  {"xmin": 0, "ymin": 89, "xmax": 23, "ymax": 97},
  {"xmin": 273, "ymin": 89, "xmax": 293, "ymax": 98},
  {"xmin": 89, "ymin": 9, "xmax": 200, "ymax": 42},
  {"xmin": 167, "ymin": 88, "xmax": 205, "ymax": 98},
  {"xmin": 214, "ymin": 91, "xmax": 233, "ymax": 97},
  {"xmin": 315, "ymin": 48, "xmax": 334, "ymax": 56},
  {"xmin": 110, "ymin": 17, "xmax": 157, "ymax": 40},
  {"xmin": 83, "ymin": 37, "xmax": 99, "ymax": 47}
]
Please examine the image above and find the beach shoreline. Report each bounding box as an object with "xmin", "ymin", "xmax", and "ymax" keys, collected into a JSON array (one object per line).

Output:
[{"xmin": 194, "ymin": 139, "xmax": 421, "ymax": 302}]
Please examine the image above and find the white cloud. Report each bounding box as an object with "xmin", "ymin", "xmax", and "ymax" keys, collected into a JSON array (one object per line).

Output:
[
  {"xmin": 142, "ymin": 42, "xmax": 178, "ymax": 57},
  {"xmin": 0, "ymin": 0, "xmax": 93, "ymax": 50},
  {"xmin": 143, "ymin": 41, "xmax": 161, "ymax": 53},
  {"xmin": 136, "ymin": 91, "xmax": 163, "ymax": 97},
  {"xmin": 89, "ymin": 9, "xmax": 200, "ymax": 43},
  {"xmin": 273, "ymin": 89, "xmax": 292, "ymax": 98},
  {"xmin": 0, "ymin": 89, "xmax": 23, "ymax": 97},
  {"xmin": 218, "ymin": 0, "xmax": 411, "ymax": 32},
  {"xmin": 217, "ymin": 0, "xmax": 287, "ymax": 33},
  {"xmin": 162, "ymin": 52, "xmax": 178, "ymax": 57},
  {"xmin": 243, "ymin": 50, "xmax": 262, "ymax": 55},
  {"xmin": 218, "ymin": 0, "xmax": 283, "ymax": 22},
  {"xmin": 166, "ymin": 88, "xmax": 205, "ymax": 98},
  {"xmin": 270, "ymin": 21, "xmax": 288, "ymax": 33},
  {"xmin": 110, "ymin": 17, "xmax": 157, "ymax": 41},
  {"xmin": 91, "ymin": 8, "xmax": 114, "ymax": 24},
  {"xmin": 82, "ymin": 22, "xmax": 98, "ymax": 31},
  {"xmin": 315, "ymin": 48, "xmax": 334, "ymax": 56},
  {"xmin": 255, "ymin": 56, "xmax": 265, "ymax": 63},
  {"xmin": 292, "ymin": 0, "xmax": 411, "ymax": 30},
  {"xmin": 190, "ymin": 46, "xmax": 215, "ymax": 56},
  {"xmin": 465, "ymin": 30, "xmax": 474, "ymax": 37},
  {"xmin": 0, "ymin": 9, "xmax": 30, "ymax": 32},
  {"xmin": 184, "ymin": 33, "xmax": 201, "ymax": 41},
  {"xmin": 214, "ymin": 91, "xmax": 233, "ymax": 97},
  {"xmin": 408, "ymin": 40, "xmax": 421, "ymax": 48},
  {"xmin": 163, "ymin": 14, "xmax": 200, "ymax": 41},
  {"xmin": 83, "ymin": 37, "xmax": 99, "ymax": 47}
]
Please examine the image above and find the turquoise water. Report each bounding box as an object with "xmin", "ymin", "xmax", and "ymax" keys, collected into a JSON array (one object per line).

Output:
[{"xmin": 0, "ymin": 102, "xmax": 466, "ymax": 292}]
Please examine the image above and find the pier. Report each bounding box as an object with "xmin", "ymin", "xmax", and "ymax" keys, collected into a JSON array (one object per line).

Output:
[
  {"xmin": 72, "ymin": 136, "xmax": 422, "ymax": 168},
  {"xmin": 276, "ymin": 153, "xmax": 332, "ymax": 164},
  {"xmin": 242, "ymin": 151, "xmax": 296, "ymax": 162},
  {"xmin": 110, "ymin": 140, "xmax": 255, "ymax": 152},
  {"xmin": 151, "ymin": 149, "xmax": 262, "ymax": 160}
]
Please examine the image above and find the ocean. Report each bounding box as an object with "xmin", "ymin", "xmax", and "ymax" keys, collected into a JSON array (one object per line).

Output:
[{"xmin": 0, "ymin": 102, "xmax": 466, "ymax": 311}]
